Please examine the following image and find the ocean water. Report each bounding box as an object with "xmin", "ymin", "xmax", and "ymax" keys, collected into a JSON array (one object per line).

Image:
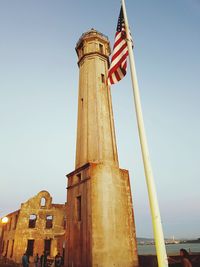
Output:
[{"xmin": 138, "ymin": 243, "xmax": 200, "ymax": 255}]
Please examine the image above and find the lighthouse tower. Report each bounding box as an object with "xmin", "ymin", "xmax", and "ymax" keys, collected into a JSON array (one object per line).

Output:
[{"xmin": 65, "ymin": 29, "xmax": 139, "ymax": 267}]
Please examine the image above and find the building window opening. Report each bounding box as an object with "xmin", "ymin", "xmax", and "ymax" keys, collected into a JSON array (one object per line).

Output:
[
  {"xmin": 9, "ymin": 217, "xmax": 12, "ymax": 231},
  {"xmin": 2, "ymin": 241, "xmax": 5, "ymax": 253},
  {"xmin": 76, "ymin": 196, "xmax": 81, "ymax": 222},
  {"xmin": 101, "ymin": 74, "xmax": 105, "ymax": 83},
  {"xmin": 63, "ymin": 216, "xmax": 67, "ymax": 229},
  {"xmin": 14, "ymin": 214, "xmax": 18, "ymax": 230},
  {"xmin": 79, "ymin": 43, "xmax": 84, "ymax": 57},
  {"xmin": 29, "ymin": 214, "xmax": 37, "ymax": 228},
  {"xmin": 62, "ymin": 241, "xmax": 65, "ymax": 261},
  {"xmin": 44, "ymin": 239, "xmax": 51, "ymax": 256},
  {"xmin": 41, "ymin": 197, "xmax": 46, "ymax": 207},
  {"xmin": 10, "ymin": 240, "xmax": 14, "ymax": 258},
  {"xmin": 5, "ymin": 240, "xmax": 9, "ymax": 257},
  {"xmin": 46, "ymin": 215, "xmax": 53, "ymax": 229},
  {"xmin": 27, "ymin": 239, "xmax": 34, "ymax": 256},
  {"xmin": 81, "ymin": 97, "xmax": 83, "ymax": 107},
  {"xmin": 99, "ymin": 43, "xmax": 103, "ymax": 53}
]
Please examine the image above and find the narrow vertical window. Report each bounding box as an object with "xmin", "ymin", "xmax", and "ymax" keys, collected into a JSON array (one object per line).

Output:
[
  {"xmin": 81, "ymin": 98, "xmax": 83, "ymax": 108},
  {"xmin": 10, "ymin": 240, "xmax": 14, "ymax": 258},
  {"xmin": 9, "ymin": 217, "xmax": 12, "ymax": 231},
  {"xmin": 29, "ymin": 215, "xmax": 37, "ymax": 228},
  {"xmin": 79, "ymin": 43, "xmax": 84, "ymax": 57},
  {"xmin": 41, "ymin": 197, "xmax": 46, "ymax": 207},
  {"xmin": 2, "ymin": 241, "xmax": 5, "ymax": 253},
  {"xmin": 62, "ymin": 241, "xmax": 65, "ymax": 260},
  {"xmin": 99, "ymin": 43, "xmax": 103, "ymax": 53},
  {"xmin": 63, "ymin": 216, "xmax": 67, "ymax": 229},
  {"xmin": 44, "ymin": 239, "xmax": 51, "ymax": 255},
  {"xmin": 101, "ymin": 74, "xmax": 105, "ymax": 83},
  {"xmin": 77, "ymin": 173, "xmax": 82, "ymax": 183},
  {"xmin": 14, "ymin": 214, "xmax": 18, "ymax": 230},
  {"xmin": 46, "ymin": 215, "xmax": 53, "ymax": 229},
  {"xmin": 76, "ymin": 196, "xmax": 81, "ymax": 222},
  {"xmin": 5, "ymin": 240, "xmax": 9, "ymax": 257}
]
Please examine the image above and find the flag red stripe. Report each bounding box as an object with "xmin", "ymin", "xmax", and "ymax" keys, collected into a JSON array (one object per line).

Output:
[
  {"xmin": 113, "ymin": 33, "xmax": 123, "ymax": 49},
  {"xmin": 112, "ymin": 39, "xmax": 127, "ymax": 61},
  {"xmin": 115, "ymin": 70, "xmax": 121, "ymax": 81},
  {"xmin": 108, "ymin": 51, "xmax": 128, "ymax": 76}
]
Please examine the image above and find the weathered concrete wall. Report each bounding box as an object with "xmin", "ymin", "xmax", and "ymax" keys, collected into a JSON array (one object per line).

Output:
[
  {"xmin": 1, "ymin": 191, "xmax": 66, "ymax": 263},
  {"xmin": 75, "ymin": 29, "xmax": 118, "ymax": 169},
  {"xmin": 90, "ymin": 163, "xmax": 138, "ymax": 267},
  {"xmin": 65, "ymin": 163, "xmax": 91, "ymax": 267},
  {"xmin": 66, "ymin": 163, "xmax": 139, "ymax": 267}
]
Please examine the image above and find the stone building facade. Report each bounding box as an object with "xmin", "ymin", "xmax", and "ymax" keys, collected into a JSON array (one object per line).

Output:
[{"xmin": 0, "ymin": 191, "xmax": 66, "ymax": 263}]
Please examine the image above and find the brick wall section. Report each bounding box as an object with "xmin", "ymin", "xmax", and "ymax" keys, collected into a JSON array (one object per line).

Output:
[{"xmin": 1, "ymin": 191, "xmax": 66, "ymax": 263}]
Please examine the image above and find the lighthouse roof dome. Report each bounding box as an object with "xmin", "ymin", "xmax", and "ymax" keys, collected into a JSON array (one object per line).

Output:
[{"xmin": 76, "ymin": 28, "xmax": 109, "ymax": 48}]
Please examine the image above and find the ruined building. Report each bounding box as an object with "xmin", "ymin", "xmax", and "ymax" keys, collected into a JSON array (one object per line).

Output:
[
  {"xmin": 0, "ymin": 191, "xmax": 66, "ymax": 263},
  {"xmin": 1, "ymin": 29, "xmax": 139, "ymax": 267},
  {"xmin": 65, "ymin": 29, "xmax": 139, "ymax": 267}
]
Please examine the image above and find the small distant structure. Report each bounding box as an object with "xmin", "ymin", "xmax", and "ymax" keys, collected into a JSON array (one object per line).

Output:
[
  {"xmin": 0, "ymin": 191, "xmax": 66, "ymax": 263},
  {"xmin": 165, "ymin": 236, "xmax": 180, "ymax": 245}
]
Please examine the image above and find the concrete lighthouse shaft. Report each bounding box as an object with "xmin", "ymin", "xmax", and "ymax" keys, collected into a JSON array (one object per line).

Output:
[
  {"xmin": 65, "ymin": 29, "xmax": 139, "ymax": 267},
  {"xmin": 75, "ymin": 29, "xmax": 119, "ymax": 169}
]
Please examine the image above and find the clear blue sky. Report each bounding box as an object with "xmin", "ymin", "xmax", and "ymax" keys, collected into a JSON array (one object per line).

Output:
[{"xmin": 0, "ymin": 0, "xmax": 200, "ymax": 239}]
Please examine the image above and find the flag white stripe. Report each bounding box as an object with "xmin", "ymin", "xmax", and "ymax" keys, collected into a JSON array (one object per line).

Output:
[
  {"xmin": 109, "ymin": 47, "xmax": 128, "ymax": 69},
  {"xmin": 117, "ymin": 68, "xmax": 124, "ymax": 79},
  {"xmin": 114, "ymin": 32, "xmax": 121, "ymax": 42},
  {"xmin": 112, "ymin": 38, "xmax": 127, "ymax": 56},
  {"xmin": 112, "ymin": 73, "xmax": 118, "ymax": 84}
]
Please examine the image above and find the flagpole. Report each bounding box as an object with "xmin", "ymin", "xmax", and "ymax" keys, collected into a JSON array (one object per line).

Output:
[{"xmin": 121, "ymin": 1, "xmax": 168, "ymax": 267}]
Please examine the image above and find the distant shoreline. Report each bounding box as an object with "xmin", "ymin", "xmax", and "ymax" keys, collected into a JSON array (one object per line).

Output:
[{"xmin": 137, "ymin": 242, "xmax": 200, "ymax": 255}]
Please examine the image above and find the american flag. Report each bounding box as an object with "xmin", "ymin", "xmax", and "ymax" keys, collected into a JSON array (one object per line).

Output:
[{"xmin": 108, "ymin": 7, "xmax": 129, "ymax": 85}]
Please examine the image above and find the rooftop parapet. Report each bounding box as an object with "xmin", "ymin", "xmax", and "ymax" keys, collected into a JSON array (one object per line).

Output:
[{"xmin": 76, "ymin": 28, "xmax": 109, "ymax": 48}]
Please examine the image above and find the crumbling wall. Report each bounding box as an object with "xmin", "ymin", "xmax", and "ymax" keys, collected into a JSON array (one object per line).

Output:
[{"xmin": 1, "ymin": 191, "xmax": 66, "ymax": 264}]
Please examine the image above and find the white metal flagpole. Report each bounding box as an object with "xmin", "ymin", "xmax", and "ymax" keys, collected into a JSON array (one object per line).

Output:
[{"xmin": 121, "ymin": 1, "xmax": 168, "ymax": 267}]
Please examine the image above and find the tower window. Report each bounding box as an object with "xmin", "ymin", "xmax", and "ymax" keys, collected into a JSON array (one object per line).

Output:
[
  {"xmin": 76, "ymin": 196, "xmax": 82, "ymax": 222},
  {"xmin": 29, "ymin": 214, "xmax": 37, "ymax": 228},
  {"xmin": 77, "ymin": 173, "xmax": 82, "ymax": 183},
  {"xmin": 99, "ymin": 43, "xmax": 103, "ymax": 53},
  {"xmin": 101, "ymin": 74, "xmax": 105, "ymax": 83},
  {"xmin": 63, "ymin": 216, "xmax": 67, "ymax": 229},
  {"xmin": 79, "ymin": 43, "xmax": 84, "ymax": 57},
  {"xmin": 81, "ymin": 98, "xmax": 83, "ymax": 108},
  {"xmin": 46, "ymin": 215, "xmax": 53, "ymax": 229}
]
